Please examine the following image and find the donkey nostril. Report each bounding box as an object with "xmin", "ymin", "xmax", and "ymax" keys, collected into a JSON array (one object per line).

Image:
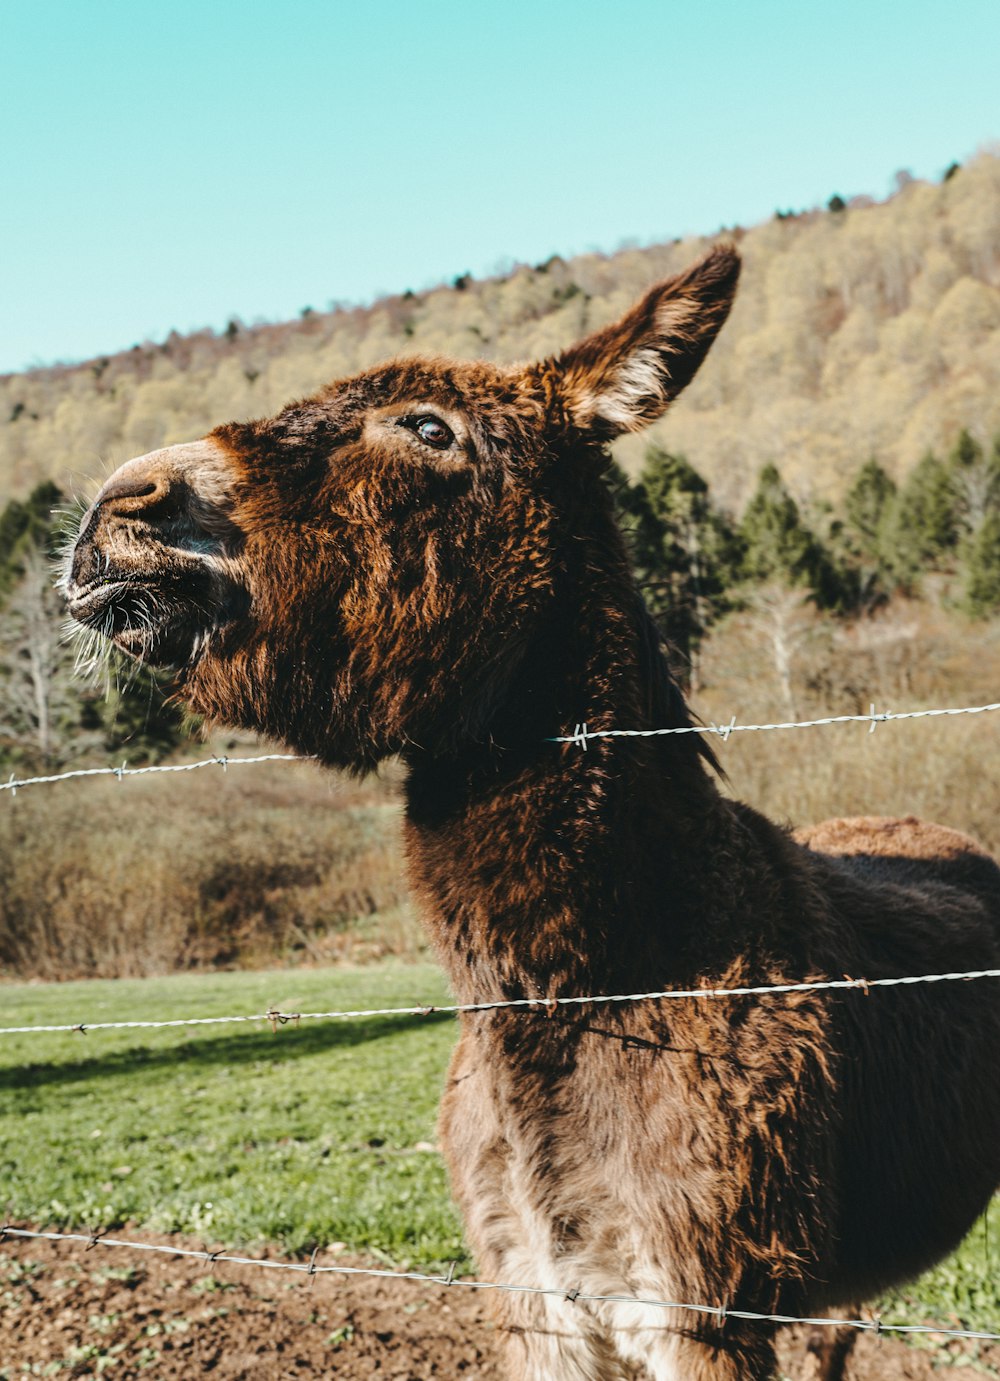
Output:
[{"xmin": 97, "ymin": 473, "xmax": 174, "ymax": 515}]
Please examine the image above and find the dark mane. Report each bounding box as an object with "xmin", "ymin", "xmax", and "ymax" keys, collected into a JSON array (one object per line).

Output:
[{"xmin": 632, "ymin": 587, "xmax": 722, "ymax": 777}]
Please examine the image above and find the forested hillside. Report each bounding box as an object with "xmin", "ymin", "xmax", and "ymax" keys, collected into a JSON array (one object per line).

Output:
[
  {"xmin": 2, "ymin": 151, "xmax": 998, "ymax": 509},
  {"xmin": 3, "ymin": 153, "xmax": 1000, "ymax": 979}
]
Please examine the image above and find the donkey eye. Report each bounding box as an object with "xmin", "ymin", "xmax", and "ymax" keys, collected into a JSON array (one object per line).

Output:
[{"xmin": 404, "ymin": 415, "xmax": 455, "ymax": 450}]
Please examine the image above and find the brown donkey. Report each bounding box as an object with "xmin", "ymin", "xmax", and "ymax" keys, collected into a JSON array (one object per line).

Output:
[{"xmin": 65, "ymin": 248, "xmax": 1000, "ymax": 1380}]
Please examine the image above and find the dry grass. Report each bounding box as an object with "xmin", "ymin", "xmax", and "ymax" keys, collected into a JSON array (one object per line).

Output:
[
  {"xmin": 696, "ymin": 598, "xmax": 1000, "ymax": 854},
  {"xmin": 3, "ymin": 600, "xmax": 1000, "ymax": 981},
  {"xmin": 0, "ymin": 758, "xmax": 422, "ymax": 980}
]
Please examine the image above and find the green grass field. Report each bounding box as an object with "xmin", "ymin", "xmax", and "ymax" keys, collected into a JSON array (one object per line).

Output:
[
  {"xmin": 1, "ymin": 963, "xmax": 997, "ymax": 1339},
  {"xmin": 0, "ymin": 964, "xmax": 464, "ymax": 1267}
]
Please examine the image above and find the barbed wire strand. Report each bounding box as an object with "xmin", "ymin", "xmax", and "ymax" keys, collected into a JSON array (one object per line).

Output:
[
  {"xmin": 2, "ymin": 1227, "xmax": 997, "ymax": 1342},
  {"xmin": 2, "ymin": 968, "xmax": 999, "ymax": 1037},
  {"xmin": 1, "ymin": 752, "xmax": 312, "ymax": 796},
  {"xmin": 3, "ymin": 699, "xmax": 1000, "ymax": 795},
  {"xmin": 549, "ymin": 700, "xmax": 1000, "ymax": 746}
]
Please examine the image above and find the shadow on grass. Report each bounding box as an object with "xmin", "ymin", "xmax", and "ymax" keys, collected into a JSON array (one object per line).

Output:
[{"xmin": 0, "ymin": 1010, "xmax": 455, "ymax": 1093}]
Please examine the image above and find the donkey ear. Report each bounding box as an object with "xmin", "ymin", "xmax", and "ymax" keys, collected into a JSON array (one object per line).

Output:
[{"xmin": 546, "ymin": 246, "xmax": 740, "ymax": 438}]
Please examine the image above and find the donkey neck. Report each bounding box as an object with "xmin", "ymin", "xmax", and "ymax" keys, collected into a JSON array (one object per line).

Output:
[{"xmin": 403, "ymin": 571, "xmax": 729, "ymax": 1005}]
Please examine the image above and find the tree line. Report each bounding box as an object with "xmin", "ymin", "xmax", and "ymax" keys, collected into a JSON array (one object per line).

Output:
[
  {"xmin": 3, "ymin": 153, "xmax": 999, "ymax": 515},
  {"xmin": 611, "ymin": 425, "xmax": 1000, "ymax": 689},
  {"xmin": 1, "ymin": 426, "xmax": 998, "ymax": 770}
]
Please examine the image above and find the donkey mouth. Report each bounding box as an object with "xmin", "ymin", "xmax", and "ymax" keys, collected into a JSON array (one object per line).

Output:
[
  {"xmin": 69, "ymin": 571, "xmax": 172, "ymax": 626},
  {"xmin": 66, "ymin": 577, "xmax": 133, "ymax": 623},
  {"xmin": 67, "ymin": 570, "xmax": 217, "ymax": 667}
]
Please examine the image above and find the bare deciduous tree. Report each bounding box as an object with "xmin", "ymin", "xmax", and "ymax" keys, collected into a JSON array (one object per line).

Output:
[
  {"xmin": 0, "ymin": 548, "xmax": 99, "ymax": 769},
  {"xmin": 743, "ymin": 583, "xmax": 818, "ymax": 720}
]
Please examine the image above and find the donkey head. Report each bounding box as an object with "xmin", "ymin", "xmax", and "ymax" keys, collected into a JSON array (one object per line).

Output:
[{"xmin": 66, "ymin": 248, "xmax": 739, "ymax": 769}]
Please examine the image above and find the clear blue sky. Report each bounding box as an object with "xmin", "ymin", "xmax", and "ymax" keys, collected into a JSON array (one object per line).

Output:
[{"xmin": 3, "ymin": 0, "xmax": 998, "ymax": 375}]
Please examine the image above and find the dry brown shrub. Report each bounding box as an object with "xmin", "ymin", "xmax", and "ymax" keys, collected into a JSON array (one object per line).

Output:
[
  {"xmin": 0, "ymin": 758, "xmax": 421, "ymax": 980},
  {"xmin": 696, "ymin": 599, "xmax": 1000, "ymax": 853},
  {"xmin": 3, "ymin": 603, "xmax": 999, "ymax": 981}
]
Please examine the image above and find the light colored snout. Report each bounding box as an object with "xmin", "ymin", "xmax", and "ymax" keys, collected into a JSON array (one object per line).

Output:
[
  {"xmin": 67, "ymin": 436, "xmax": 240, "ymax": 606},
  {"xmin": 83, "ymin": 439, "xmax": 235, "ymax": 530},
  {"xmin": 64, "ymin": 436, "xmax": 244, "ymax": 666}
]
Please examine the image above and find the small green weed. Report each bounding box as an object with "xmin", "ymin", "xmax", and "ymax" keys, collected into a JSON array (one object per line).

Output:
[
  {"xmin": 1, "ymin": 1255, "xmax": 44, "ymax": 1286},
  {"xmin": 190, "ymin": 1274, "xmax": 234, "ymax": 1294},
  {"xmin": 89, "ymin": 1266, "xmax": 139, "ymax": 1287}
]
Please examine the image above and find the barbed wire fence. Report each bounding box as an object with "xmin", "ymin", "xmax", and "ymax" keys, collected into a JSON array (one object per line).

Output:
[
  {"xmin": 4, "ymin": 699, "xmax": 1000, "ymax": 1348},
  {"xmin": 1, "ymin": 750, "xmax": 309, "ymax": 796},
  {"xmin": 4, "ymin": 1227, "xmax": 1000, "ymax": 1344},
  {"xmin": 2, "ymin": 696, "xmax": 1000, "ymax": 795},
  {"xmin": 2, "ymin": 967, "xmax": 1000, "ymax": 1038}
]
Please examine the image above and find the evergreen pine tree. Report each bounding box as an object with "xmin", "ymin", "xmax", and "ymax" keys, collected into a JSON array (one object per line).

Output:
[
  {"xmin": 841, "ymin": 458, "xmax": 898, "ymax": 606},
  {"xmin": 950, "ymin": 427, "xmax": 983, "ymax": 472},
  {"xmin": 962, "ymin": 511, "xmax": 1000, "ymax": 617},
  {"xmin": 739, "ymin": 464, "xmax": 851, "ymax": 610},
  {"xmin": 884, "ymin": 450, "xmax": 957, "ymax": 584},
  {"xmin": 0, "ymin": 499, "xmax": 28, "ymax": 599},
  {"xmin": 608, "ymin": 448, "xmax": 740, "ymax": 685},
  {"xmin": 949, "ymin": 427, "xmax": 1000, "ymax": 538},
  {"xmin": 0, "ymin": 482, "xmax": 65, "ymax": 600},
  {"xmin": 845, "ymin": 459, "xmax": 896, "ymax": 549},
  {"xmin": 741, "ymin": 464, "xmax": 814, "ymax": 583},
  {"xmin": 956, "ymin": 430, "xmax": 1000, "ymax": 614}
]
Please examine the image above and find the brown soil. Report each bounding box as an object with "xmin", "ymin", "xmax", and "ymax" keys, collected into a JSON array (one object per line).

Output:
[{"xmin": 1, "ymin": 1231, "xmax": 996, "ymax": 1379}]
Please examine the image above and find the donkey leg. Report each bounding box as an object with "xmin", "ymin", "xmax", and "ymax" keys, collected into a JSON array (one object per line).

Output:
[
  {"xmin": 491, "ymin": 1291, "xmax": 639, "ymax": 1381},
  {"xmin": 802, "ymin": 1321, "xmax": 858, "ymax": 1381},
  {"xmin": 647, "ymin": 1325, "xmax": 777, "ymax": 1381}
]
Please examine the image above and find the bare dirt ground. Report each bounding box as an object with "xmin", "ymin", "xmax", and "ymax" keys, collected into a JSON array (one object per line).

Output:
[{"xmin": 2, "ymin": 1231, "xmax": 996, "ymax": 1379}]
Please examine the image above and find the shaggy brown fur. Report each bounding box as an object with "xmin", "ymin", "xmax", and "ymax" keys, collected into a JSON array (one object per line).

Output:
[{"xmin": 65, "ymin": 247, "xmax": 1000, "ymax": 1381}]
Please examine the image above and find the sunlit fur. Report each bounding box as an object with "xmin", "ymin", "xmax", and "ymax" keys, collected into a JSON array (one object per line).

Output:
[{"xmin": 65, "ymin": 248, "xmax": 1000, "ymax": 1381}]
